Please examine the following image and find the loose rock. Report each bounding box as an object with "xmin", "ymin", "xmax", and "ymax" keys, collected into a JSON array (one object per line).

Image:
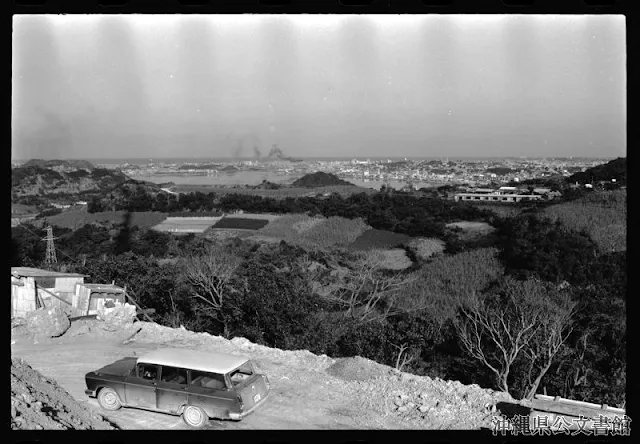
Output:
[
  {"xmin": 96, "ymin": 302, "xmax": 137, "ymax": 331},
  {"xmin": 25, "ymin": 307, "xmax": 70, "ymax": 338}
]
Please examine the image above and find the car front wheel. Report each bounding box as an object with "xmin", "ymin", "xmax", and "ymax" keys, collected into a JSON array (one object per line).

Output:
[
  {"xmin": 182, "ymin": 405, "xmax": 208, "ymax": 428},
  {"xmin": 97, "ymin": 387, "xmax": 122, "ymax": 411}
]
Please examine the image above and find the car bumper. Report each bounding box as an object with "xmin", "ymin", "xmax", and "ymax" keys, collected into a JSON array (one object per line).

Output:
[
  {"xmin": 228, "ymin": 393, "xmax": 270, "ymax": 420},
  {"xmin": 85, "ymin": 389, "xmax": 97, "ymax": 397}
]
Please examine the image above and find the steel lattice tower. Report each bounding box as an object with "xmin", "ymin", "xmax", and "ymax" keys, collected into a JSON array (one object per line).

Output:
[{"xmin": 43, "ymin": 225, "xmax": 58, "ymax": 267}]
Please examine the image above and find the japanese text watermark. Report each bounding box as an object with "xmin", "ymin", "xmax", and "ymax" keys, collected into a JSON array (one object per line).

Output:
[{"xmin": 492, "ymin": 414, "xmax": 631, "ymax": 436}]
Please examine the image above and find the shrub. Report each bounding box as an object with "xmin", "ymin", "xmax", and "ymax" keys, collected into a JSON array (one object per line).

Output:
[{"xmin": 495, "ymin": 214, "xmax": 599, "ymax": 285}]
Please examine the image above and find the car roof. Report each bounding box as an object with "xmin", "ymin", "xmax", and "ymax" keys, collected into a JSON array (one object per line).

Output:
[{"xmin": 136, "ymin": 348, "xmax": 249, "ymax": 374}]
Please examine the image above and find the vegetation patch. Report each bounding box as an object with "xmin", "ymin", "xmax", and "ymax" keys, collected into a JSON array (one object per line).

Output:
[
  {"xmin": 173, "ymin": 184, "xmax": 375, "ymax": 199},
  {"xmin": 405, "ymin": 238, "xmax": 446, "ymax": 261},
  {"xmin": 348, "ymin": 229, "xmax": 412, "ymax": 251},
  {"xmin": 226, "ymin": 212, "xmax": 283, "ymax": 221},
  {"xmin": 292, "ymin": 172, "xmax": 355, "ymax": 188},
  {"xmin": 446, "ymin": 221, "xmax": 496, "ymax": 242},
  {"xmin": 398, "ymin": 247, "xmax": 505, "ymax": 322},
  {"xmin": 542, "ymin": 189, "xmax": 626, "ymax": 253},
  {"xmin": 471, "ymin": 204, "xmax": 521, "ymax": 219},
  {"xmin": 258, "ymin": 215, "xmax": 370, "ymax": 249},
  {"xmin": 292, "ymin": 216, "xmax": 325, "ymax": 233},
  {"xmin": 44, "ymin": 209, "xmax": 168, "ymax": 230},
  {"xmin": 168, "ymin": 211, "xmax": 223, "ymax": 217},
  {"xmin": 212, "ymin": 217, "xmax": 270, "ymax": 230},
  {"xmin": 366, "ymin": 248, "xmax": 413, "ymax": 271}
]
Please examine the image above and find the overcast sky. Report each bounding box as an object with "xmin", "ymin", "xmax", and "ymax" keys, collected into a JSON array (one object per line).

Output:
[{"xmin": 12, "ymin": 14, "xmax": 626, "ymax": 160}]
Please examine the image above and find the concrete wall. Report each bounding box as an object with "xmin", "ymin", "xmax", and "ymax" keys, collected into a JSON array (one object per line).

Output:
[
  {"xmin": 11, "ymin": 275, "xmax": 83, "ymax": 318},
  {"xmin": 11, "ymin": 279, "xmax": 36, "ymax": 318},
  {"xmin": 54, "ymin": 277, "xmax": 83, "ymax": 293}
]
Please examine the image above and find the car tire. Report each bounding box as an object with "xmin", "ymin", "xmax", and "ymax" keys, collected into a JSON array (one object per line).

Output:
[
  {"xmin": 97, "ymin": 387, "xmax": 122, "ymax": 411},
  {"xmin": 182, "ymin": 405, "xmax": 208, "ymax": 428}
]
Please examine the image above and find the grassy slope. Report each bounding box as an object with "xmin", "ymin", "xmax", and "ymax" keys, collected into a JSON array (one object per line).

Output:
[{"xmin": 543, "ymin": 189, "xmax": 626, "ymax": 252}]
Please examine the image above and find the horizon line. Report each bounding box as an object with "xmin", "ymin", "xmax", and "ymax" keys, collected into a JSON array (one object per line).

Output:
[{"xmin": 12, "ymin": 155, "xmax": 621, "ymax": 161}]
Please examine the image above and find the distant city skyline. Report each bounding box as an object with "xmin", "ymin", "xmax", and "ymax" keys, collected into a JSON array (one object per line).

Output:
[{"xmin": 12, "ymin": 15, "xmax": 626, "ymax": 160}]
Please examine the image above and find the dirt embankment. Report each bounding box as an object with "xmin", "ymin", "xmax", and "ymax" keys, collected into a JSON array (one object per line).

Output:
[
  {"xmin": 11, "ymin": 320, "xmax": 524, "ymax": 430},
  {"xmin": 11, "ymin": 357, "xmax": 117, "ymax": 430}
]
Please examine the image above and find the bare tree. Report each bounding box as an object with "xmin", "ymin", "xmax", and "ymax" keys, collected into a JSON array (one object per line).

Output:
[
  {"xmin": 390, "ymin": 342, "xmax": 417, "ymax": 372},
  {"xmin": 455, "ymin": 278, "xmax": 576, "ymax": 397},
  {"xmin": 183, "ymin": 244, "xmax": 241, "ymax": 337},
  {"xmin": 314, "ymin": 250, "xmax": 415, "ymax": 323},
  {"xmin": 522, "ymin": 294, "xmax": 576, "ymax": 400}
]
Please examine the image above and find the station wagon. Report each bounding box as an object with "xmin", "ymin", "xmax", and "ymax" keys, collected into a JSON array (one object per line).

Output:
[{"xmin": 84, "ymin": 348, "xmax": 270, "ymax": 428}]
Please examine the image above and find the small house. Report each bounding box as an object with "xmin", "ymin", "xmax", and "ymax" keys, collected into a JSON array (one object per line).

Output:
[
  {"xmin": 11, "ymin": 267, "xmax": 126, "ymax": 319},
  {"xmin": 11, "ymin": 267, "xmax": 86, "ymax": 318},
  {"xmin": 71, "ymin": 283, "xmax": 126, "ymax": 318}
]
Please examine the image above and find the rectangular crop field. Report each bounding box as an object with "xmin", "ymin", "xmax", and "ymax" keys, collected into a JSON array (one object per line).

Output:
[
  {"xmin": 212, "ymin": 217, "xmax": 270, "ymax": 230},
  {"xmin": 152, "ymin": 216, "xmax": 222, "ymax": 233},
  {"xmin": 348, "ymin": 229, "xmax": 412, "ymax": 251}
]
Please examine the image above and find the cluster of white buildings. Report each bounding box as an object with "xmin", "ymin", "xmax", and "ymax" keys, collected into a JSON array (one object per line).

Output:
[{"xmin": 453, "ymin": 186, "xmax": 561, "ymax": 203}]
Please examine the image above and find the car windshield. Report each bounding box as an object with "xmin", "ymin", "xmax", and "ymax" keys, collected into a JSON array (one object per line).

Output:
[{"xmin": 228, "ymin": 361, "xmax": 253, "ymax": 387}]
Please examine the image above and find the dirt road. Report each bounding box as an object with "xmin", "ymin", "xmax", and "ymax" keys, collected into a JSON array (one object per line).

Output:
[
  {"xmin": 10, "ymin": 324, "xmax": 400, "ymax": 430},
  {"xmin": 12, "ymin": 320, "xmax": 514, "ymax": 430}
]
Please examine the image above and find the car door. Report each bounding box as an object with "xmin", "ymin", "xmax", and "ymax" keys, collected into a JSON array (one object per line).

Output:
[
  {"xmin": 187, "ymin": 369, "xmax": 237, "ymax": 419},
  {"xmin": 125, "ymin": 363, "xmax": 159, "ymax": 410},
  {"xmin": 156, "ymin": 365, "xmax": 189, "ymax": 413}
]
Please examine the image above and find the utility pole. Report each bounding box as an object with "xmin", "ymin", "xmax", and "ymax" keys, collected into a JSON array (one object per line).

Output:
[{"xmin": 42, "ymin": 225, "xmax": 58, "ymax": 269}]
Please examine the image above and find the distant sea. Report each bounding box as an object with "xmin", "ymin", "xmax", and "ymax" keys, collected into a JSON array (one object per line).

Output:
[{"xmin": 70, "ymin": 156, "xmax": 605, "ymax": 166}]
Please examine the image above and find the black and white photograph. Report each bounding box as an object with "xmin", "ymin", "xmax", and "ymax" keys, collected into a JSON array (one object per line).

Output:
[{"xmin": 11, "ymin": 14, "xmax": 627, "ymax": 433}]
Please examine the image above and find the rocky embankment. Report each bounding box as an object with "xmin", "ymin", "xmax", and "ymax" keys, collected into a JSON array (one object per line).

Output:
[{"xmin": 11, "ymin": 358, "xmax": 117, "ymax": 430}]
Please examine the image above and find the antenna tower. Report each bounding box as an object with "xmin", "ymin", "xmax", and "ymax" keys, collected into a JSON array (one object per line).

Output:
[{"xmin": 43, "ymin": 225, "xmax": 58, "ymax": 268}]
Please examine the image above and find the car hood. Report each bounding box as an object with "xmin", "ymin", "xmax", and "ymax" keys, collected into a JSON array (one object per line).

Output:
[{"xmin": 93, "ymin": 357, "xmax": 137, "ymax": 377}]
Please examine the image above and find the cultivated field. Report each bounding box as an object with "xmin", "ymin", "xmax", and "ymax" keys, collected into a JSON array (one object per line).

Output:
[
  {"xmin": 255, "ymin": 214, "xmax": 370, "ymax": 249},
  {"xmin": 348, "ymin": 229, "xmax": 413, "ymax": 251},
  {"xmin": 152, "ymin": 216, "xmax": 223, "ymax": 233},
  {"xmin": 44, "ymin": 209, "xmax": 168, "ymax": 229},
  {"xmin": 543, "ymin": 189, "xmax": 627, "ymax": 252},
  {"xmin": 212, "ymin": 217, "xmax": 270, "ymax": 230}
]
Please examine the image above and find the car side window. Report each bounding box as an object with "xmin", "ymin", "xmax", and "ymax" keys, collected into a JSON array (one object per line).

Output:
[
  {"xmin": 137, "ymin": 363, "xmax": 159, "ymax": 381},
  {"xmin": 190, "ymin": 370, "xmax": 227, "ymax": 390},
  {"xmin": 160, "ymin": 366, "xmax": 187, "ymax": 385}
]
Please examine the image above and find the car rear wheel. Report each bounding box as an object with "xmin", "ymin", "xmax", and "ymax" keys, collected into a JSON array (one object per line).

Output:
[
  {"xmin": 182, "ymin": 405, "xmax": 208, "ymax": 428},
  {"xmin": 97, "ymin": 387, "xmax": 122, "ymax": 411}
]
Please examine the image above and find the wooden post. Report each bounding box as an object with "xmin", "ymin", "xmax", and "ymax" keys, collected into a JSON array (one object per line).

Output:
[
  {"xmin": 123, "ymin": 285, "xmax": 155, "ymax": 323},
  {"xmin": 34, "ymin": 282, "xmax": 47, "ymax": 309}
]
